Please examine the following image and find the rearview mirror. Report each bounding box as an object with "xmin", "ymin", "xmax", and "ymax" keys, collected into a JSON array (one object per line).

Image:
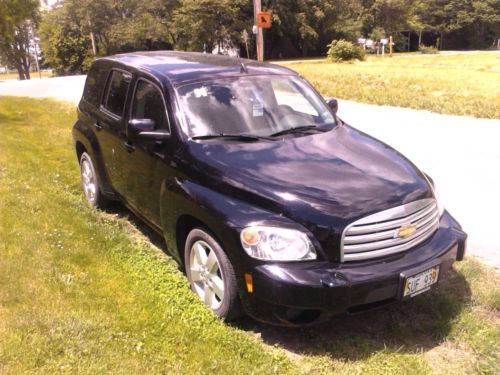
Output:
[
  {"xmin": 325, "ymin": 98, "xmax": 338, "ymax": 115},
  {"xmin": 128, "ymin": 119, "xmax": 169, "ymax": 141}
]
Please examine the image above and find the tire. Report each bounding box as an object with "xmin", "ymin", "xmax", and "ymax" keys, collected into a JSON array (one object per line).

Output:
[
  {"xmin": 184, "ymin": 228, "xmax": 242, "ymax": 320},
  {"xmin": 79, "ymin": 152, "xmax": 109, "ymax": 208}
]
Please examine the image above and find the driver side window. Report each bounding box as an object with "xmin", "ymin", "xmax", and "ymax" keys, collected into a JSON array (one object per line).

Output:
[{"xmin": 131, "ymin": 80, "xmax": 169, "ymax": 131}]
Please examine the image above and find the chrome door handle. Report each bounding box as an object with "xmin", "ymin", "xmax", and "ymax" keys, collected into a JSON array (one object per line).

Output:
[{"xmin": 93, "ymin": 122, "xmax": 102, "ymax": 130}]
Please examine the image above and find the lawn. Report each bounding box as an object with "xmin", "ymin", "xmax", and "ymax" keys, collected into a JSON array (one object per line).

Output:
[
  {"xmin": 280, "ymin": 52, "xmax": 500, "ymax": 119},
  {"xmin": 0, "ymin": 97, "xmax": 498, "ymax": 374}
]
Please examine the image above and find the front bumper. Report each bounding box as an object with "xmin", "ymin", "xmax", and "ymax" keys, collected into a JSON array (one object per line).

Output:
[{"xmin": 239, "ymin": 211, "xmax": 467, "ymax": 326}]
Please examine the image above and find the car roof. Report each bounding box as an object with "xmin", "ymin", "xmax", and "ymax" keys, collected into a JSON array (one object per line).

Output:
[{"xmin": 99, "ymin": 51, "xmax": 298, "ymax": 86}]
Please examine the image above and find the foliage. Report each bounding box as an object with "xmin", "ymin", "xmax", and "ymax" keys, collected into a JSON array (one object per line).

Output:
[
  {"xmin": 39, "ymin": 7, "xmax": 92, "ymax": 75},
  {"xmin": 172, "ymin": 0, "xmax": 250, "ymax": 52},
  {"xmin": 287, "ymin": 52, "xmax": 500, "ymax": 119},
  {"xmin": 0, "ymin": 0, "xmax": 39, "ymax": 80},
  {"xmin": 419, "ymin": 45, "xmax": 439, "ymax": 54},
  {"xmin": 327, "ymin": 39, "xmax": 366, "ymax": 61},
  {"xmin": 30, "ymin": 0, "xmax": 500, "ymax": 74}
]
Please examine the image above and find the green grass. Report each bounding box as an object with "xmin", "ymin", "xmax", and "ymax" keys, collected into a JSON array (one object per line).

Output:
[
  {"xmin": 0, "ymin": 97, "xmax": 498, "ymax": 374},
  {"xmin": 280, "ymin": 52, "xmax": 500, "ymax": 119}
]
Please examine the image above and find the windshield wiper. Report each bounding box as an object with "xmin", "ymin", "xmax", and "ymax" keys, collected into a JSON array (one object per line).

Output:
[
  {"xmin": 269, "ymin": 125, "xmax": 320, "ymax": 137},
  {"xmin": 191, "ymin": 133, "xmax": 269, "ymax": 142}
]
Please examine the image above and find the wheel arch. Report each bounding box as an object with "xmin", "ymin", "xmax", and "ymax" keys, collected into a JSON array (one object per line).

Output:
[
  {"xmin": 72, "ymin": 120, "xmax": 116, "ymax": 199},
  {"xmin": 75, "ymin": 140, "xmax": 87, "ymax": 162},
  {"xmin": 175, "ymin": 214, "xmax": 226, "ymax": 268}
]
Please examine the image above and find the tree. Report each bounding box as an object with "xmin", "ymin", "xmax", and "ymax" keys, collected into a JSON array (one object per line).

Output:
[
  {"xmin": 443, "ymin": 0, "xmax": 500, "ymax": 48},
  {"xmin": 172, "ymin": 0, "xmax": 250, "ymax": 53},
  {"xmin": 39, "ymin": 7, "xmax": 91, "ymax": 75},
  {"xmin": 39, "ymin": 0, "xmax": 182, "ymax": 73},
  {"xmin": 368, "ymin": 0, "xmax": 423, "ymax": 35},
  {"xmin": 0, "ymin": 0, "xmax": 40, "ymax": 80}
]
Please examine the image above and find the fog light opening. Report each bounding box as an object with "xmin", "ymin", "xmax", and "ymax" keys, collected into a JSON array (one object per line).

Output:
[{"xmin": 285, "ymin": 308, "xmax": 322, "ymax": 325}]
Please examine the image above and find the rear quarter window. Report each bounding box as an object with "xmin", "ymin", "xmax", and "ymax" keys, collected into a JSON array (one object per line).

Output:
[
  {"xmin": 82, "ymin": 65, "xmax": 108, "ymax": 106},
  {"xmin": 103, "ymin": 70, "xmax": 132, "ymax": 117}
]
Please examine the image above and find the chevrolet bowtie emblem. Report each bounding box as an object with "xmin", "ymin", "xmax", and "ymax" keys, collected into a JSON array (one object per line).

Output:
[{"xmin": 395, "ymin": 224, "xmax": 417, "ymax": 239}]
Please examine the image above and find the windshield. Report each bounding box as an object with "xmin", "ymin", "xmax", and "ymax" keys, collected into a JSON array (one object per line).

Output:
[{"xmin": 176, "ymin": 75, "xmax": 335, "ymax": 138}]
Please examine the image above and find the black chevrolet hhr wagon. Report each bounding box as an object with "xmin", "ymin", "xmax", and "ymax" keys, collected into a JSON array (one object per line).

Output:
[{"xmin": 73, "ymin": 51, "xmax": 467, "ymax": 325}]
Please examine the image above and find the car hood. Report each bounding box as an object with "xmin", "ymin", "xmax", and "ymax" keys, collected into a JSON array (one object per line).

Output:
[{"xmin": 185, "ymin": 124, "xmax": 432, "ymax": 255}]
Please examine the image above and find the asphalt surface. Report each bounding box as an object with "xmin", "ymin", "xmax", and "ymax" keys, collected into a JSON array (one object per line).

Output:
[{"xmin": 1, "ymin": 75, "xmax": 498, "ymax": 269}]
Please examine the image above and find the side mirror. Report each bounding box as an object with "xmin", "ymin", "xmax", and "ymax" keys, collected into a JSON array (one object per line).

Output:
[
  {"xmin": 325, "ymin": 98, "xmax": 338, "ymax": 115},
  {"xmin": 128, "ymin": 119, "xmax": 169, "ymax": 141}
]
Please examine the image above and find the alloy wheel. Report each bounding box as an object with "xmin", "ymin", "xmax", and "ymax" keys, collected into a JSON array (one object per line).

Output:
[
  {"xmin": 81, "ymin": 158, "xmax": 97, "ymax": 205},
  {"xmin": 188, "ymin": 240, "xmax": 225, "ymax": 310}
]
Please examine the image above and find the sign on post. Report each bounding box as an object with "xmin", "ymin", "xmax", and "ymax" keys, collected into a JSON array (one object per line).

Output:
[{"xmin": 257, "ymin": 12, "xmax": 272, "ymax": 28}]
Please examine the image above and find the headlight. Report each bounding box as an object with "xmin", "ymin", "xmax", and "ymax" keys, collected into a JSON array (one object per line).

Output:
[
  {"xmin": 433, "ymin": 183, "xmax": 445, "ymax": 217},
  {"xmin": 424, "ymin": 173, "xmax": 444, "ymax": 216},
  {"xmin": 240, "ymin": 226, "xmax": 316, "ymax": 261}
]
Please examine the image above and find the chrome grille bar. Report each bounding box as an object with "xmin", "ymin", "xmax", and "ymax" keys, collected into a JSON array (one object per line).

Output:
[
  {"xmin": 346, "ymin": 201, "xmax": 436, "ymax": 235},
  {"xmin": 341, "ymin": 198, "xmax": 440, "ymax": 262}
]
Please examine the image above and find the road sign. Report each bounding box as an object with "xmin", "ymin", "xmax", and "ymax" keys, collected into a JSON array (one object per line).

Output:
[{"xmin": 257, "ymin": 11, "xmax": 272, "ymax": 28}]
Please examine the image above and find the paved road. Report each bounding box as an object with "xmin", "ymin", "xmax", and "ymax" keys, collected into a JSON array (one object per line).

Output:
[
  {"xmin": 1, "ymin": 76, "xmax": 498, "ymax": 269},
  {"xmin": 0, "ymin": 75, "xmax": 86, "ymax": 103}
]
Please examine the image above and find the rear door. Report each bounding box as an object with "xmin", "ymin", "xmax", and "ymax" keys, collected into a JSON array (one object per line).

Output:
[{"xmin": 98, "ymin": 68, "xmax": 133, "ymax": 197}]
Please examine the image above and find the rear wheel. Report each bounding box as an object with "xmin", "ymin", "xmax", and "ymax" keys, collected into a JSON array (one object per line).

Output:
[
  {"xmin": 79, "ymin": 152, "xmax": 109, "ymax": 208},
  {"xmin": 184, "ymin": 228, "xmax": 241, "ymax": 320}
]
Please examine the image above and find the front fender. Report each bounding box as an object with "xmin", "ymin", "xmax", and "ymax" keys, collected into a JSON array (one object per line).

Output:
[{"xmin": 160, "ymin": 177, "xmax": 309, "ymax": 268}]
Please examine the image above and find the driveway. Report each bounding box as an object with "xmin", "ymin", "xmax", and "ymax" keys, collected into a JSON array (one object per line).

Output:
[{"xmin": 1, "ymin": 76, "xmax": 498, "ymax": 269}]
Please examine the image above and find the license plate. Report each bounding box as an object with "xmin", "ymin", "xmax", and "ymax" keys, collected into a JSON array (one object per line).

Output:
[{"xmin": 403, "ymin": 266, "xmax": 440, "ymax": 297}]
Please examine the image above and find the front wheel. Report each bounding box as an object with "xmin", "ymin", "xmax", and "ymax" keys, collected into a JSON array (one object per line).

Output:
[{"xmin": 184, "ymin": 228, "xmax": 242, "ymax": 320}]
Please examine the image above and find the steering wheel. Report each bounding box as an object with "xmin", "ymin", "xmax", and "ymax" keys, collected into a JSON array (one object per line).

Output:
[{"xmin": 276, "ymin": 105, "xmax": 305, "ymax": 127}]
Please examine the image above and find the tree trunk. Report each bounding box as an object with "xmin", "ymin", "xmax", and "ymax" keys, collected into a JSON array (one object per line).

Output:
[
  {"xmin": 90, "ymin": 31, "xmax": 97, "ymax": 56},
  {"xmin": 418, "ymin": 30, "xmax": 422, "ymax": 48},
  {"xmin": 21, "ymin": 55, "xmax": 30, "ymax": 80},
  {"xmin": 16, "ymin": 64, "xmax": 26, "ymax": 80}
]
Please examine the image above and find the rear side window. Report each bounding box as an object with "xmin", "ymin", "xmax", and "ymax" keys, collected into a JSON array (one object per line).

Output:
[
  {"xmin": 103, "ymin": 70, "xmax": 131, "ymax": 117},
  {"xmin": 131, "ymin": 80, "xmax": 169, "ymax": 131},
  {"xmin": 82, "ymin": 65, "xmax": 107, "ymax": 106}
]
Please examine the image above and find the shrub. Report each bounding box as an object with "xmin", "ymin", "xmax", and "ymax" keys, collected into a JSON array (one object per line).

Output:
[
  {"xmin": 419, "ymin": 45, "xmax": 439, "ymax": 54},
  {"xmin": 327, "ymin": 39, "xmax": 366, "ymax": 62}
]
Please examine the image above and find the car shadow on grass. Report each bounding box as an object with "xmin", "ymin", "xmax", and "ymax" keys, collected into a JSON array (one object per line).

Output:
[
  {"xmin": 104, "ymin": 203, "xmax": 171, "ymax": 254},
  {"xmin": 103, "ymin": 203, "xmax": 472, "ymax": 360},
  {"xmin": 235, "ymin": 269, "xmax": 471, "ymax": 360}
]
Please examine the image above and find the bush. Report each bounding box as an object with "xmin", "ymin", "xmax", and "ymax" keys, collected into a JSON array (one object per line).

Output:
[
  {"xmin": 327, "ymin": 39, "xmax": 365, "ymax": 62},
  {"xmin": 419, "ymin": 45, "xmax": 439, "ymax": 54}
]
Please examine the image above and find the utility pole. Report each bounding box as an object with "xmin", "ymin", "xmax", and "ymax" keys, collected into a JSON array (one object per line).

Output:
[
  {"xmin": 33, "ymin": 38, "xmax": 41, "ymax": 79},
  {"xmin": 242, "ymin": 29, "xmax": 249, "ymax": 58},
  {"xmin": 29, "ymin": 23, "xmax": 41, "ymax": 79},
  {"xmin": 253, "ymin": 0, "xmax": 264, "ymax": 61}
]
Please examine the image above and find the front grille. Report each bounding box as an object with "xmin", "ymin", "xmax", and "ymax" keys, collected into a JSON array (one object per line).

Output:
[{"xmin": 341, "ymin": 198, "xmax": 440, "ymax": 262}]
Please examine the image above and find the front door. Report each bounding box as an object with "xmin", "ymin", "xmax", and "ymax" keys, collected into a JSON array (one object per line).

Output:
[{"xmin": 121, "ymin": 78, "xmax": 172, "ymax": 227}]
